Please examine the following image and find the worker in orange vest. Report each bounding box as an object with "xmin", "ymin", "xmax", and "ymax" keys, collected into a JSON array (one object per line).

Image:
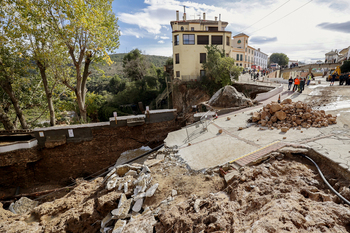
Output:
[{"xmin": 293, "ymin": 76, "xmax": 300, "ymax": 92}]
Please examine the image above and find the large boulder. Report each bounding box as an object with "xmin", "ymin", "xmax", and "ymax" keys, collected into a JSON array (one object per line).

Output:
[{"xmin": 208, "ymin": 86, "xmax": 253, "ymax": 108}]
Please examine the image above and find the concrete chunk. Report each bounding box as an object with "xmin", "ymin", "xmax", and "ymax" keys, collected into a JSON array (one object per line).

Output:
[
  {"xmin": 112, "ymin": 219, "xmax": 126, "ymax": 233},
  {"xmin": 145, "ymin": 183, "xmax": 159, "ymax": 197},
  {"xmin": 10, "ymin": 197, "xmax": 38, "ymax": 215},
  {"xmin": 132, "ymin": 198, "xmax": 144, "ymax": 213}
]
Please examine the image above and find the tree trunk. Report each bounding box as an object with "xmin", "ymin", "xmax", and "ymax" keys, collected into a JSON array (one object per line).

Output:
[
  {"xmin": 37, "ymin": 61, "xmax": 55, "ymax": 126},
  {"xmin": 0, "ymin": 82, "xmax": 28, "ymax": 129},
  {"xmin": 0, "ymin": 107, "xmax": 15, "ymax": 130}
]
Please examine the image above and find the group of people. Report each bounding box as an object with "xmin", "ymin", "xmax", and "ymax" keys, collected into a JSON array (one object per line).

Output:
[
  {"xmin": 288, "ymin": 74, "xmax": 313, "ymax": 93},
  {"xmin": 339, "ymin": 73, "xmax": 350, "ymax": 85}
]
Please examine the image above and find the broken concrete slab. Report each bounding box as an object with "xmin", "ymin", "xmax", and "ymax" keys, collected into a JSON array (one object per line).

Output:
[
  {"xmin": 132, "ymin": 198, "xmax": 144, "ymax": 213},
  {"xmin": 10, "ymin": 197, "xmax": 38, "ymax": 215},
  {"xmin": 145, "ymin": 183, "xmax": 159, "ymax": 197},
  {"xmin": 112, "ymin": 219, "xmax": 126, "ymax": 233}
]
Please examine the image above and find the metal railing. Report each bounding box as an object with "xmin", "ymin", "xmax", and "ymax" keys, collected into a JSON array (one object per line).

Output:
[{"xmin": 183, "ymin": 110, "xmax": 214, "ymax": 143}]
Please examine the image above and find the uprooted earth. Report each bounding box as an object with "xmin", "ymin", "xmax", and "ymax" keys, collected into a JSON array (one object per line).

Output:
[{"xmin": 1, "ymin": 145, "xmax": 350, "ymax": 233}]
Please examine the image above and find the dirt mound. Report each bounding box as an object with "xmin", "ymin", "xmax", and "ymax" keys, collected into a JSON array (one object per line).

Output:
[
  {"xmin": 155, "ymin": 156, "xmax": 350, "ymax": 232},
  {"xmin": 208, "ymin": 85, "xmax": 253, "ymax": 108},
  {"xmin": 250, "ymin": 99, "xmax": 337, "ymax": 131}
]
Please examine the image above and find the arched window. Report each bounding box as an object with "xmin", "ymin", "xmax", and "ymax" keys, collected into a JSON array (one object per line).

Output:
[{"xmin": 181, "ymin": 26, "xmax": 184, "ymax": 31}]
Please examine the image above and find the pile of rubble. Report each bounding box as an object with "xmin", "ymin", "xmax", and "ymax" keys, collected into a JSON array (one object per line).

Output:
[
  {"xmin": 100, "ymin": 163, "xmax": 160, "ymax": 233},
  {"xmin": 251, "ymin": 99, "xmax": 337, "ymax": 131}
]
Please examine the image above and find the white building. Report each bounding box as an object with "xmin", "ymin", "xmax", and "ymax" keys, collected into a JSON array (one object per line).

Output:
[
  {"xmin": 253, "ymin": 48, "xmax": 268, "ymax": 69},
  {"xmin": 325, "ymin": 50, "xmax": 338, "ymax": 63}
]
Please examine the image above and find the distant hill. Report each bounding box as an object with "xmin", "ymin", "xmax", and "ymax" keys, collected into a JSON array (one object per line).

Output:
[{"xmin": 91, "ymin": 53, "xmax": 171, "ymax": 78}]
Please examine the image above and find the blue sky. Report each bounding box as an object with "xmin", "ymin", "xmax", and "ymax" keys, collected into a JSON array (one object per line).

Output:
[{"xmin": 112, "ymin": 0, "xmax": 350, "ymax": 63}]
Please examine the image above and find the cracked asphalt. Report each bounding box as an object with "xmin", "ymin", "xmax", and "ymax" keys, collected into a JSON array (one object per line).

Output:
[{"xmin": 164, "ymin": 74, "xmax": 350, "ymax": 172}]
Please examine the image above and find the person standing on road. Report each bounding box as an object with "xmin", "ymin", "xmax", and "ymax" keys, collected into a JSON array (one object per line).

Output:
[
  {"xmin": 288, "ymin": 76, "xmax": 293, "ymax": 90},
  {"xmin": 307, "ymin": 74, "xmax": 312, "ymax": 86},
  {"xmin": 293, "ymin": 76, "xmax": 299, "ymax": 92},
  {"xmin": 300, "ymin": 77, "xmax": 305, "ymax": 91},
  {"xmin": 331, "ymin": 72, "xmax": 336, "ymax": 86}
]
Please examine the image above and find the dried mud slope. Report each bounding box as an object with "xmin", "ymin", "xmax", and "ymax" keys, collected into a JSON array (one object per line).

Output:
[{"xmin": 1, "ymin": 150, "xmax": 350, "ymax": 232}]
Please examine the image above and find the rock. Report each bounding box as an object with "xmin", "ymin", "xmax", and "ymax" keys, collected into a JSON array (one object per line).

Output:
[
  {"xmin": 208, "ymin": 85, "xmax": 253, "ymax": 108},
  {"xmin": 112, "ymin": 194, "xmax": 132, "ymax": 219},
  {"xmin": 261, "ymin": 111, "xmax": 271, "ymax": 121},
  {"xmin": 270, "ymin": 115, "xmax": 277, "ymax": 123},
  {"xmin": 122, "ymin": 211, "xmax": 157, "ymax": 233},
  {"xmin": 270, "ymin": 103, "xmax": 282, "ymax": 113},
  {"xmin": 124, "ymin": 182, "xmax": 128, "ymax": 193},
  {"xmin": 141, "ymin": 165, "xmax": 151, "ymax": 174},
  {"xmin": 101, "ymin": 212, "xmax": 113, "ymax": 229},
  {"xmin": 275, "ymin": 111, "xmax": 286, "ymax": 121},
  {"xmin": 224, "ymin": 170, "xmax": 239, "ymax": 184},
  {"xmin": 283, "ymin": 137, "xmax": 287, "ymax": 139},
  {"xmin": 116, "ymin": 165, "xmax": 131, "ymax": 177},
  {"xmin": 125, "ymin": 170, "xmax": 138, "ymax": 177},
  {"xmin": 10, "ymin": 197, "xmax": 38, "ymax": 215},
  {"xmin": 194, "ymin": 199, "xmax": 201, "ymax": 213},
  {"xmin": 145, "ymin": 183, "xmax": 159, "ymax": 197},
  {"xmin": 171, "ymin": 189, "xmax": 178, "ymax": 197},
  {"xmin": 156, "ymin": 154, "xmax": 165, "ymax": 160},
  {"xmin": 132, "ymin": 198, "xmax": 144, "ymax": 213},
  {"xmin": 281, "ymin": 127, "xmax": 289, "ymax": 133},
  {"xmin": 252, "ymin": 112, "xmax": 261, "ymax": 122},
  {"xmin": 112, "ymin": 219, "xmax": 127, "ymax": 233}
]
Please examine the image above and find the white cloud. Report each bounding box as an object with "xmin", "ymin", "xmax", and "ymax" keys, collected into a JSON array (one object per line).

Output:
[
  {"xmin": 116, "ymin": 0, "xmax": 350, "ymax": 60},
  {"xmin": 120, "ymin": 28, "xmax": 144, "ymax": 38},
  {"xmin": 158, "ymin": 40, "xmax": 165, "ymax": 44}
]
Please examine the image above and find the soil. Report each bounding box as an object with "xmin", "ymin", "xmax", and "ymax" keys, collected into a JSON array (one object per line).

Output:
[{"xmin": 1, "ymin": 151, "xmax": 350, "ymax": 232}]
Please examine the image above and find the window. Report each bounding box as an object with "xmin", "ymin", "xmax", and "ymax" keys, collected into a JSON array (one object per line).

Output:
[
  {"xmin": 245, "ymin": 55, "xmax": 247, "ymax": 62},
  {"xmin": 208, "ymin": 27, "xmax": 218, "ymax": 31},
  {"xmin": 240, "ymin": 63, "xmax": 242, "ymax": 66},
  {"xmin": 240, "ymin": 54, "xmax": 243, "ymax": 61},
  {"xmin": 200, "ymin": 70, "xmax": 206, "ymax": 77},
  {"xmin": 181, "ymin": 26, "xmax": 184, "ymax": 31},
  {"xmin": 245, "ymin": 48, "xmax": 247, "ymax": 52},
  {"xmin": 176, "ymin": 71, "xmax": 180, "ymax": 77},
  {"xmin": 175, "ymin": 53, "xmax": 179, "ymax": 64},
  {"xmin": 197, "ymin": 35, "xmax": 209, "ymax": 45},
  {"xmin": 249, "ymin": 49, "xmax": 250, "ymax": 53},
  {"xmin": 237, "ymin": 39, "xmax": 241, "ymax": 44},
  {"xmin": 200, "ymin": 53, "xmax": 206, "ymax": 63},
  {"xmin": 212, "ymin": 36, "xmax": 222, "ymax": 45},
  {"xmin": 236, "ymin": 54, "xmax": 239, "ymax": 61},
  {"xmin": 226, "ymin": 36, "xmax": 230, "ymax": 46},
  {"xmin": 191, "ymin": 27, "xmax": 194, "ymax": 31},
  {"xmin": 183, "ymin": 34, "xmax": 195, "ymax": 44},
  {"xmin": 236, "ymin": 63, "xmax": 239, "ymax": 66},
  {"xmin": 174, "ymin": 35, "xmax": 179, "ymax": 45}
]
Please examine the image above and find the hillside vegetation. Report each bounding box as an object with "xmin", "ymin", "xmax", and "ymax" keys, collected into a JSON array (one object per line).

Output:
[{"xmin": 91, "ymin": 53, "xmax": 170, "ymax": 78}]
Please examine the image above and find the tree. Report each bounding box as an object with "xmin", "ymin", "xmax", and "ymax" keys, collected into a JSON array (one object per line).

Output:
[
  {"xmin": 8, "ymin": 0, "xmax": 69, "ymax": 126},
  {"xmin": 269, "ymin": 53, "xmax": 289, "ymax": 66},
  {"xmin": 202, "ymin": 45, "xmax": 241, "ymax": 86},
  {"xmin": 340, "ymin": 61, "xmax": 350, "ymax": 73},
  {"xmin": 123, "ymin": 49, "xmax": 149, "ymax": 81},
  {"xmin": 0, "ymin": 46, "xmax": 29, "ymax": 129},
  {"xmin": 48, "ymin": 0, "xmax": 120, "ymax": 122}
]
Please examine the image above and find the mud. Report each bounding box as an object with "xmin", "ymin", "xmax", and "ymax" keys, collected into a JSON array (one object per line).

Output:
[{"xmin": 1, "ymin": 150, "xmax": 350, "ymax": 232}]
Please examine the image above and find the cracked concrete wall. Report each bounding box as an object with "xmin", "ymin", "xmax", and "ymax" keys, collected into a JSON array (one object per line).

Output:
[{"xmin": 0, "ymin": 120, "xmax": 179, "ymax": 189}]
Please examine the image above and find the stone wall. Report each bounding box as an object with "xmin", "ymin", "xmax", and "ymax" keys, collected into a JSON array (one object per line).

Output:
[{"xmin": 0, "ymin": 120, "xmax": 178, "ymax": 190}]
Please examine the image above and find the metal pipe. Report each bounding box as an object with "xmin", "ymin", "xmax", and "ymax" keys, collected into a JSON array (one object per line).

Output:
[{"xmin": 297, "ymin": 153, "xmax": 350, "ymax": 205}]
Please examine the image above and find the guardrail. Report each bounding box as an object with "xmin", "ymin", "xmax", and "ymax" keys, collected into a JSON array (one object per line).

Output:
[{"xmin": 0, "ymin": 129, "xmax": 33, "ymax": 135}]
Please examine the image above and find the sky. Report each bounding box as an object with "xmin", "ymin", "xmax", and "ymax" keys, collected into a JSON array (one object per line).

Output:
[{"xmin": 112, "ymin": 0, "xmax": 350, "ymax": 63}]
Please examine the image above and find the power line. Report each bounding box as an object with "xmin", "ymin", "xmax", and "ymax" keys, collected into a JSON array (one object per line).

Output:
[
  {"xmin": 249, "ymin": 0, "xmax": 313, "ymax": 35},
  {"xmin": 242, "ymin": 0, "xmax": 291, "ymax": 32}
]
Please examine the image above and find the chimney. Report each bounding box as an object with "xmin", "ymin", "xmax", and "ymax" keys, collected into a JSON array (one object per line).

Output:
[
  {"xmin": 176, "ymin": 11, "xmax": 179, "ymax": 21},
  {"xmin": 219, "ymin": 14, "xmax": 221, "ymax": 21},
  {"xmin": 203, "ymin": 12, "xmax": 206, "ymax": 20},
  {"xmin": 218, "ymin": 14, "xmax": 222, "ymax": 31},
  {"xmin": 183, "ymin": 12, "xmax": 186, "ymax": 20},
  {"xmin": 215, "ymin": 16, "xmax": 217, "ymax": 21}
]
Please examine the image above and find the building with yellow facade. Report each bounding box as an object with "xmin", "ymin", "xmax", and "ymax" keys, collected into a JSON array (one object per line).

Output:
[
  {"xmin": 170, "ymin": 11, "xmax": 268, "ymax": 80},
  {"xmin": 170, "ymin": 11, "xmax": 232, "ymax": 81}
]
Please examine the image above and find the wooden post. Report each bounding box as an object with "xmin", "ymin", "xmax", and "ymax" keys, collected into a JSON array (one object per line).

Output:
[{"xmin": 166, "ymin": 76, "xmax": 169, "ymax": 109}]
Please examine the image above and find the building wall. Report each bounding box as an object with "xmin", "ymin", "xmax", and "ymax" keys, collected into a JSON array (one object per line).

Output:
[{"xmin": 172, "ymin": 31, "xmax": 232, "ymax": 80}]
